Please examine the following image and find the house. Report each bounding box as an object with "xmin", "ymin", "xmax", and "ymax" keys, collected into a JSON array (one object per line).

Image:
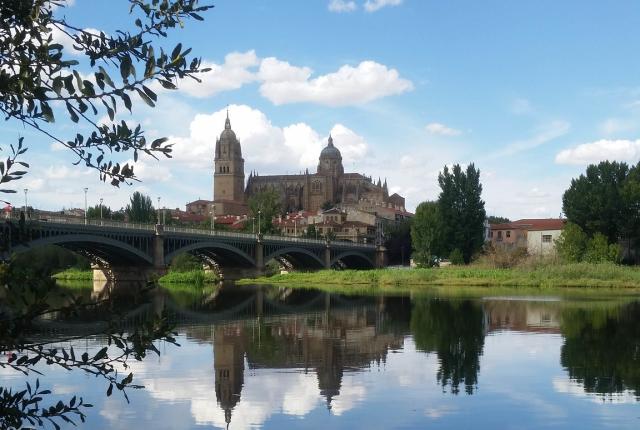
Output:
[{"xmin": 489, "ymin": 219, "xmax": 565, "ymax": 255}]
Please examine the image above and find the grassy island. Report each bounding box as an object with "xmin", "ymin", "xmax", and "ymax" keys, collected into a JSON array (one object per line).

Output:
[
  {"xmin": 238, "ymin": 263, "xmax": 640, "ymax": 289},
  {"xmin": 52, "ymin": 268, "xmax": 218, "ymax": 284},
  {"xmin": 52, "ymin": 269, "xmax": 93, "ymax": 281}
]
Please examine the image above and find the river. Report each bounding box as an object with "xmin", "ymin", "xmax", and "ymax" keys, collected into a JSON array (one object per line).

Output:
[{"xmin": 2, "ymin": 282, "xmax": 639, "ymax": 429}]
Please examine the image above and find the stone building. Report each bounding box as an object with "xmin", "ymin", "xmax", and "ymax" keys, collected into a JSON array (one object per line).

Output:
[{"xmin": 211, "ymin": 114, "xmax": 407, "ymax": 216}]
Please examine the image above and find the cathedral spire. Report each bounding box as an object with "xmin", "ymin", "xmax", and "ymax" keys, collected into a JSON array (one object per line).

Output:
[{"xmin": 225, "ymin": 107, "xmax": 231, "ymax": 130}]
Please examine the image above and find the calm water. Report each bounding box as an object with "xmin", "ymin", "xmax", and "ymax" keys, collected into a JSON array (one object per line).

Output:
[{"xmin": 3, "ymin": 283, "xmax": 640, "ymax": 429}]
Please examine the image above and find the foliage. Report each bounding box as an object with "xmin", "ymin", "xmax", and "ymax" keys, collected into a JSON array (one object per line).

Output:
[
  {"xmin": 410, "ymin": 201, "xmax": 440, "ymax": 267},
  {"xmin": 560, "ymin": 302, "xmax": 640, "ymax": 397},
  {"xmin": 86, "ymin": 203, "xmax": 112, "ymax": 219},
  {"xmin": 0, "ymin": 138, "xmax": 29, "ymax": 203},
  {"xmin": 384, "ymin": 219, "xmax": 412, "ymax": 266},
  {"xmin": 242, "ymin": 263, "xmax": 640, "ymax": 289},
  {"xmin": 437, "ymin": 164, "xmax": 486, "ymax": 264},
  {"xmin": 304, "ymin": 224, "xmax": 317, "ymax": 239},
  {"xmin": 158, "ymin": 269, "xmax": 217, "ymax": 284},
  {"xmin": 169, "ymin": 253, "xmax": 202, "ymax": 272},
  {"xmin": 0, "ymin": 0, "xmax": 212, "ymax": 193},
  {"xmin": 555, "ymin": 223, "xmax": 620, "ymax": 264},
  {"xmin": 52, "ymin": 268, "xmax": 93, "ymax": 281},
  {"xmin": 555, "ymin": 222, "xmax": 589, "ymax": 263},
  {"xmin": 11, "ymin": 245, "xmax": 90, "ymax": 278},
  {"xmin": 487, "ymin": 215, "xmax": 510, "ymax": 224},
  {"xmin": 321, "ymin": 201, "xmax": 333, "ymax": 211},
  {"xmin": 562, "ymin": 161, "xmax": 632, "ymax": 243},
  {"xmin": 448, "ymin": 248, "xmax": 465, "ymax": 265},
  {"xmin": 125, "ymin": 191, "xmax": 155, "ymax": 223},
  {"xmin": 1, "ymin": 277, "xmax": 179, "ymax": 429},
  {"xmin": 477, "ymin": 244, "xmax": 529, "ymax": 269},
  {"xmin": 248, "ymin": 188, "xmax": 281, "ymax": 234},
  {"xmin": 411, "ymin": 298, "xmax": 485, "ymax": 394},
  {"xmin": 584, "ymin": 233, "xmax": 620, "ymax": 264}
]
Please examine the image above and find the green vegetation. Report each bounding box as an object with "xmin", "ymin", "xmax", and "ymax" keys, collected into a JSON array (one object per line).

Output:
[
  {"xmin": 411, "ymin": 164, "xmax": 486, "ymax": 266},
  {"xmin": 126, "ymin": 191, "xmax": 156, "ymax": 223},
  {"xmin": 240, "ymin": 263, "xmax": 640, "ymax": 289},
  {"xmin": 158, "ymin": 270, "xmax": 218, "ymax": 284},
  {"xmin": 52, "ymin": 268, "xmax": 93, "ymax": 281},
  {"xmin": 247, "ymin": 188, "xmax": 282, "ymax": 234},
  {"xmin": 562, "ymin": 160, "xmax": 640, "ymax": 262},
  {"xmin": 556, "ymin": 222, "xmax": 620, "ymax": 263}
]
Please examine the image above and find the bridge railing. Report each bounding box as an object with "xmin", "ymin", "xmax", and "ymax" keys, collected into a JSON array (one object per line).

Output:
[{"xmin": 9, "ymin": 213, "xmax": 376, "ymax": 249}]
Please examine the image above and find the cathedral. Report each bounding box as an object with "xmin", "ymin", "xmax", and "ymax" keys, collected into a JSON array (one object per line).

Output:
[{"xmin": 212, "ymin": 113, "xmax": 406, "ymax": 215}]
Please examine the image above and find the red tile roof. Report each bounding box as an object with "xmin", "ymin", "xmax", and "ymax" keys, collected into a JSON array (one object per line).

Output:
[{"xmin": 491, "ymin": 219, "xmax": 566, "ymax": 231}]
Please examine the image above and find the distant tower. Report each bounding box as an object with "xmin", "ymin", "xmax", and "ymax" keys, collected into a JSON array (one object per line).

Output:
[
  {"xmin": 213, "ymin": 111, "xmax": 246, "ymax": 215},
  {"xmin": 317, "ymin": 135, "xmax": 344, "ymax": 205}
]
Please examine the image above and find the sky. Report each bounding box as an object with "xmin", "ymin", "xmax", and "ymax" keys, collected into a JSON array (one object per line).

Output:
[{"xmin": 4, "ymin": 0, "xmax": 640, "ymax": 219}]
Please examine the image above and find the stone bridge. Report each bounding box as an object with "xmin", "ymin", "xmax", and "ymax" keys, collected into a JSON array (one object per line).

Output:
[{"xmin": 1, "ymin": 216, "xmax": 386, "ymax": 282}]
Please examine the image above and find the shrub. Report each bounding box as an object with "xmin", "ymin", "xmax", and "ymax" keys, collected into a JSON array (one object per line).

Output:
[
  {"xmin": 449, "ymin": 248, "xmax": 465, "ymax": 265},
  {"xmin": 584, "ymin": 233, "xmax": 621, "ymax": 263},
  {"xmin": 170, "ymin": 253, "xmax": 202, "ymax": 272},
  {"xmin": 555, "ymin": 222, "xmax": 588, "ymax": 263}
]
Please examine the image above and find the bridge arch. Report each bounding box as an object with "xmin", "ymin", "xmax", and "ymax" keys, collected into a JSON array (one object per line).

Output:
[
  {"xmin": 164, "ymin": 241, "xmax": 256, "ymax": 268},
  {"xmin": 12, "ymin": 234, "xmax": 154, "ymax": 266},
  {"xmin": 265, "ymin": 247, "xmax": 325, "ymax": 270},
  {"xmin": 330, "ymin": 251, "xmax": 375, "ymax": 269}
]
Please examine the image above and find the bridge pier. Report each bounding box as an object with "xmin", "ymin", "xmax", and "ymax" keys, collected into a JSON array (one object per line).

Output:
[
  {"xmin": 92, "ymin": 264, "xmax": 165, "ymax": 284},
  {"xmin": 324, "ymin": 245, "xmax": 331, "ymax": 269}
]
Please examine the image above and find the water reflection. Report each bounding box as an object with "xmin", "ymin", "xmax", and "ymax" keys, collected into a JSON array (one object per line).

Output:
[{"xmin": 4, "ymin": 282, "xmax": 639, "ymax": 429}]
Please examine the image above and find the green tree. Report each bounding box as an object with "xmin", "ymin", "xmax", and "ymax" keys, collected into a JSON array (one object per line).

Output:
[
  {"xmin": 384, "ymin": 219, "xmax": 412, "ymax": 266},
  {"xmin": 437, "ymin": 164, "xmax": 486, "ymax": 263},
  {"xmin": 86, "ymin": 204, "xmax": 112, "ymax": 220},
  {"xmin": 449, "ymin": 248, "xmax": 465, "ymax": 265},
  {"xmin": 584, "ymin": 233, "xmax": 620, "ymax": 263},
  {"xmin": 248, "ymin": 188, "xmax": 281, "ymax": 234},
  {"xmin": 487, "ymin": 215, "xmax": 510, "ymax": 224},
  {"xmin": 125, "ymin": 191, "xmax": 155, "ymax": 223},
  {"xmin": 0, "ymin": 0, "xmax": 212, "ymax": 196},
  {"xmin": 410, "ymin": 201, "xmax": 441, "ymax": 266},
  {"xmin": 621, "ymin": 162, "xmax": 640, "ymax": 260},
  {"xmin": 305, "ymin": 224, "xmax": 317, "ymax": 239},
  {"xmin": 555, "ymin": 222, "xmax": 588, "ymax": 263},
  {"xmin": 562, "ymin": 161, "xmax": 630, "ymax": 243}
]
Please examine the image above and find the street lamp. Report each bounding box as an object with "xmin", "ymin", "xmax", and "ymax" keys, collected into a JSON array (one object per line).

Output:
[
  {"xmin": 83, "ymin": 187, "xmax": 88, "ymax": 225},
  {"xmin": 258, "ymin": 209, "xmax": 262, "ymax": 235},
  {"xmin": 99, "ymin": 198, "xmax": 103, "ymax": 222},
  {"xmin": 157, "ymin": 197, "xmax": 161, "ymax": 224},
  {"xmin": 23, "ymin": 188, "xmax": 28, "ymax": 219},
  {"xmin": 211, "ymin": 204, "xmax": 215, "ymax": 232}
]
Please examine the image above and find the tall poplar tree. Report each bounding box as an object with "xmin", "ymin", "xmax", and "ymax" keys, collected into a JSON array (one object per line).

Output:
[{"xmin": 437, "ymin": 163, "xmax": 486, "ymax": 263}]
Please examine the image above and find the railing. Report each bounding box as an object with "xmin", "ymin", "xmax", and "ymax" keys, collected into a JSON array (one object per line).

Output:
[{"xmin": 8, "ymin": 212, "xmax": 375, "ymax": 249}]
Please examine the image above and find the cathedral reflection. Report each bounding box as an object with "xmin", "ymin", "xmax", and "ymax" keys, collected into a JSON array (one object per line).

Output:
[{"xmin": 207, "ymin": 293, "xmax": 411, "ymax": 425}]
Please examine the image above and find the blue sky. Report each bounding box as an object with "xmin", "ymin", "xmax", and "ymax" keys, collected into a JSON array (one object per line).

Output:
[{"xmin": 4, "ymin": 0, "xmax": 640, "ymax": 218}]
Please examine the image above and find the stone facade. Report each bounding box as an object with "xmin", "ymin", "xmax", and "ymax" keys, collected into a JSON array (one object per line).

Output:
[{"xmin": 213, "ymin": 115, "xmax": 406, "ymax": 215}]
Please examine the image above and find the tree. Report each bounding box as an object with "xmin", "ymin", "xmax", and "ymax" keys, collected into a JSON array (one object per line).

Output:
[
  {"xmin": 410, "ymin": 201, "xmax": 441, "ymax": 266},
  {"xmin": 125, "ymin": 191, "xmax": 155, "ymax": 223},
  {"xmin": 487, "ymin": 215, "xmax": 510, "ymax": 224},
  {"xmin": 437, "ymin": 164, "xmax": 486, "ymax": 263},
  {"xmin": 305, "ymin": 224, "xmax": 317, "ymax": 239},
  {"xmin": 583, "ymin": 233, "xmax": 620, "ymax": 264},
  {"xmin": 0, "ymin": 0, "xmax": 212, "ymax": 196},
  {"xmin": 248, "ymin": 188, "xmax": 281, "ymax": 234},
  {"xmin": 86, "ymin": 204, "xmax": 112, "ymax": 220},
  {"xmin": 555, "ymin": 222, "xmax": 588, "ymax": 263},
  {"xmin": 562, "ymin": 161, "xmax": 630, "ymax": 243},
  {"xmin": 384, "ymin": 218, "xmax": 412, "ymax": 266}
]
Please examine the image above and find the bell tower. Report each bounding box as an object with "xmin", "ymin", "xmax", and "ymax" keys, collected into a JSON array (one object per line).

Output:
[{"xmin": 213, "ymin": 111, "xmax": 247, "ymax": 215}]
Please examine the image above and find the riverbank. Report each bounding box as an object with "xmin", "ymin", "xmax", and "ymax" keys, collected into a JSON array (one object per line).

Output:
[
  {"xmin": 53, "ymin": 268, "xmax": 218, "ymax": 284},
  {"xmin": 238, "ymin": 263, "xmax": 640, "ymax": 289}
]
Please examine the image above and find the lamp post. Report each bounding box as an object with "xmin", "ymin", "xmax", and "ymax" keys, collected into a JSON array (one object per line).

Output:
[
  {"xmin": 99, "ymin": 198, "xmax": 103, "ymax": 222},
  {"xmin": 23, "ymin": 188, "xmax": 28, "ymax": 219},
  {"xmin": 258, "ymin": 209, "xmax": 262, "ymax": 235},
  {"xmin": 83, "ymin": 187, "xmax": 88, "ymax": 225},
  {"xmin": 211, "ymin": 204, "xmax": 215, "ymax": 232},
  {"xmin": 294, "ymin": 219, "xmax": 297, "ymax": 237},
  {"xmin": 157, "ymin": 197, "xmax": 161, "ymax": 225}
]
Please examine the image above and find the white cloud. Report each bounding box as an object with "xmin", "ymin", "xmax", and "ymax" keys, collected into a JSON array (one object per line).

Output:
[
  {"xmin": 177, "ymin": 50, "xmax": 259, "ymax": 98},
  {"xmin": 169, "ymin": 104, "xmax": 370, "ymax": 173},
  {"xmin": 555, "ymin": 139, "xmax": 640, "ymax": 165},
  {"xmin": 49, "ymin": 26, "xmax": 105, "ymax": 57},
  {"xmin": 364, "ymin": 0, "xmax": 403, "ymax": 12},
  {"xmin": 259, "ymin": 60, "xmax": 413, "ymax": 106},
  {"xmin": 492, "ymin": 120, "xmax": 570, "ymax": 158},
  {"xmin": 328, "ymin": 0, "xmax": 357, "ymax": 12},
  {"xmin": 425, "ymin": 122, "xmax": 462, "ymax": 137}
]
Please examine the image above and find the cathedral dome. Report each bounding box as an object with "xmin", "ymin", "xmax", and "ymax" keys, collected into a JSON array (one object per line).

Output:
[
  {"xmin": 220, "ymin": 116, "xmax": 238, "ymax": 142},
  {"xmin": 320, "ymin": 135, "xmax": 342, "ymax": 159}
]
